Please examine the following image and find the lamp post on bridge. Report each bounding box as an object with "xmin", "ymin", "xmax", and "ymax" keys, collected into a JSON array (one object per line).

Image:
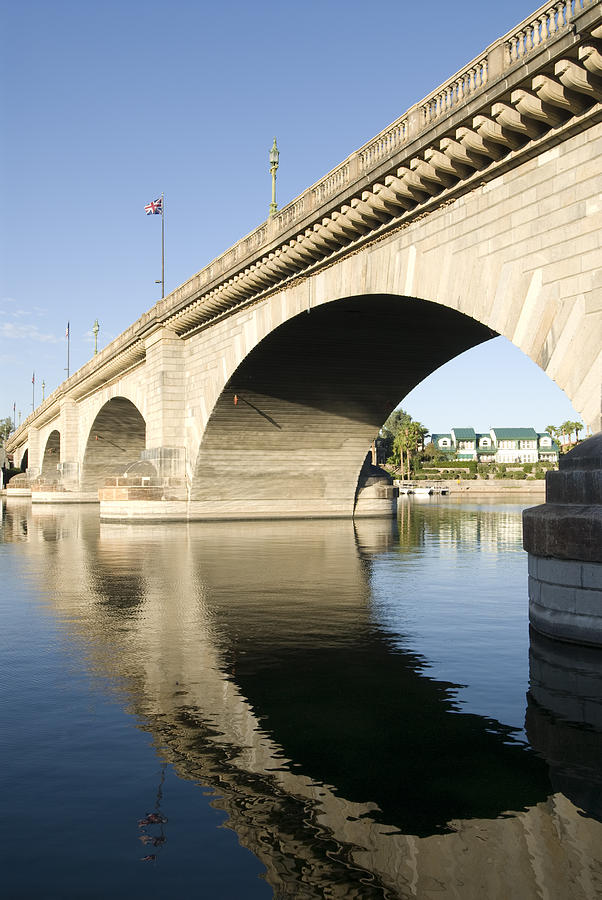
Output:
[
  {"xmin": 269, "ymin": 137, "xmax": 279, "ymax": 217},
  {"xmin": 92, "ymin": 319, "xmax": 100, "ymax": 355}
]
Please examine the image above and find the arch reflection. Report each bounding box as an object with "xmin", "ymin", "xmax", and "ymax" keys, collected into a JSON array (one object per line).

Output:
[{"xmin": 4, "ymin": 502, "xmax": 602, "ymax": 899}]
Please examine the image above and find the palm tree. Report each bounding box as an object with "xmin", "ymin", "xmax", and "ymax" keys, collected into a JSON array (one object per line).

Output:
[
  {"xmin": 394, "ymin": 419, "xmax": 428, "ymax": 479},
  {"xmin": 573, "ymin": 420, "xmax": 584, "ymax": 443},
  {"xmin": 560, "ymin": 420, "xmax": 574, "ymax": 447}
]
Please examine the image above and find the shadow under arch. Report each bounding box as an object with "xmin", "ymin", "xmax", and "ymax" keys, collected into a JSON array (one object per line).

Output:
[
  {"xmin": 191, "ymin": 294, "xmax": 496, "ymax": 509},
  {"xmin": 81, "ymin": 397, "xmax": 146, "ymax": 491},
  {"xmin": 41, "ymin": 429, "xmax": 60, "ymax": 480}
]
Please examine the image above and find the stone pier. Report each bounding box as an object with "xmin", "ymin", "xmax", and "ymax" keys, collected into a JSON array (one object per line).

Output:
[{"xmin": 524, "ymin": 434, "xmax": 602, "ymax": 646}]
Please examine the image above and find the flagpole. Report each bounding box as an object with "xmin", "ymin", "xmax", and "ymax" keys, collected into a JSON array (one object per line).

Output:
[
  {"xmin": 66, "ymin": 322, "xmax": 70, "ymax": 379},
  {"xmin": 161, "ymin": 192, "xmax": 165, "ymax": 299},
  {"xmin": 32, "ymin": 372, "xmax": 35, "ymax": 412}
]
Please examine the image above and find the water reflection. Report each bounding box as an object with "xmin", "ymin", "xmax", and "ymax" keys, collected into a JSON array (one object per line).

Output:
[
  {"xmin": 2, "ymin": 499, "xmax": 602, "ymax": 898},
  {"xmin": 527, "ymin": 629, "xmax": 602, "ymax": 822}
]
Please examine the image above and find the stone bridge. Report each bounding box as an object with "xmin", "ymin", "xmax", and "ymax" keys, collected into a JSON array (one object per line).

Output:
[{"xmin": 6, "ymin": 0, "xmax": 602, "ymax": 523}]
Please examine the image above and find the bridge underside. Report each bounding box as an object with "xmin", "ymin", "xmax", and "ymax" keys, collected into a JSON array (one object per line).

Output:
[
  {"xmin": 41, "ymin": 431, "xmax": 60, "ymax": 478},
  {"xmin": 188, "ymin": 295, "xmax": 495, "ymax": 519},
  {"xmin": 81, "ymin": 398, "xmax": 146, "ymax": 492}
]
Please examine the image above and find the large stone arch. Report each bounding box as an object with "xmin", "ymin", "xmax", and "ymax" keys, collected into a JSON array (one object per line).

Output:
[
  {"xmin": 184, "ymin": 117, "xmax": 600, "ymax": 475},
  {"xmin": 191, "ymin": 294, "xmax": 496, "ymax": 514},
  {"xmin": 81, "ymin": 397, "xmax": 146, "ymax": 491},
  {"xmin": 41, "ymin": 430, "xmax": 60, "ymax": 480}
]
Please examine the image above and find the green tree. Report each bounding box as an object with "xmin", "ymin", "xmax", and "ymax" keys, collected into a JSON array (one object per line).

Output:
[
  {"xmin": 380, "ymin": 408, "xmax": 413, "ymax": 461},
  {"xmin": 393, "ymin": 419, "xmax": 429, "ymax": 479},
  {"xmin": 560, "ymin": 420, "xmax": 580, "ymax": 447},
  {"xmin": 0, "ymin": 417, "xmax": 13, "ymax": 444},
  {"xmin": 421, "ymin": 442, "xmax": 447, "ymax": 463}
]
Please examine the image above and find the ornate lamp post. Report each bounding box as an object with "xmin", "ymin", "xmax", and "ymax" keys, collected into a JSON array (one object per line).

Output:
[
  {"xmin": 42, "ymin": 380, "xmax": 45, "ymax": 402},
  {"xmin": 92, "ymin": 319, "xmax": 100, "ymax": 355},
  {"xmin": 269, "ymin": 137, "xmax": 279, "ymax": 217}
]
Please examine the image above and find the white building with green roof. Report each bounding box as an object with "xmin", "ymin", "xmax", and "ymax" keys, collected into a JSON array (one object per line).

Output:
[{"xmin": 429, "ymin": 428, "xmax": 558, "ymax": 464}]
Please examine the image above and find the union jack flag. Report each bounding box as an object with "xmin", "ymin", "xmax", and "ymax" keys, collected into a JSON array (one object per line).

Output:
[{"xmin": 145, "ymin": 197, "xmax": 163, "ymax": 215}]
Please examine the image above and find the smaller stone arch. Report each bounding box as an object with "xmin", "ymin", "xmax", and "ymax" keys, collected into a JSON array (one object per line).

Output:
[
  {"xmin": 19, "ymin": 448, "xmax": 29, "ymax": 472},
  {"xmin": 41, "ymin": 430, "xmax": 61, "ymax": 481},
  {"xmin": 81, "ymin": 397, "xmax": 146, "ymax": 491}
]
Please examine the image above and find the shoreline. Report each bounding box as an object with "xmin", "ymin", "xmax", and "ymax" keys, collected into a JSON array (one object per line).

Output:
[{"xmin": 398, "ymin": 479, "xmax": 546, "ymax": 496}]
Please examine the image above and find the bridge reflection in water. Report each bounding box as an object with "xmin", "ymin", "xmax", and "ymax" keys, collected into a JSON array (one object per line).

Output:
[{"xmin": 3, "ymin": 498, "xmax": 602, "ymax": 898}]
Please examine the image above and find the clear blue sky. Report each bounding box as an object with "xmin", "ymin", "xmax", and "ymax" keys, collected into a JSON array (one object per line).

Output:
[{"xmin": 0, "ymin": 0, "xmax": 582, "ymax": 433}]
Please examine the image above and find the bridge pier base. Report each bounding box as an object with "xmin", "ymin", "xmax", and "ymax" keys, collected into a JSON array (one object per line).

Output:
[
  {"xmin": 30, "ymin": 460, "xmax": 99, "ymax": 503},
  {"xmin": 98, "ymin": 498, "xmax": 398, "ymax": 523},
  {"xmin": 523, "ymin": 434, "xmax": 602, "ymax": 647},
  {"xmin": 354, "ymin": 461, "xmax": 398, "ymax": 518}
]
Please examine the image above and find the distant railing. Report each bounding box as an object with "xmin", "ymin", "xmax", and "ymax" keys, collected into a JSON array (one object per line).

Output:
[
  {"xmin": 358, "ymin": 120, "xmax": 409, "ymax": 170},
  {"xmin": 274, "ymin": 197, "xmax": 305, "ymax": 231},
  {"xmin": 312, "ymin": 162, "xmax": 350, "ymax": 205},
  {"xmin": 421, "ymin": 60, "xmax": 488, "ymax": 126}
]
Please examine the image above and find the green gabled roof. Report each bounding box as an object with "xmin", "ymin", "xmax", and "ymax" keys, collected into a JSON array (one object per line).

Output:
[
  {"xmin": 429, "ymin": 434, "xmax": 455, "ymax": 453},
  {"xmin": 490, "ymin": 428, "xmax": 538, "ymax": 440},
  {"xmin": 537, "ymin": 434, "xmax": 560, "ymax": 450},
  {"xmin": 451, "ymin": 428, "xmax": 476, "ymax": 440}
]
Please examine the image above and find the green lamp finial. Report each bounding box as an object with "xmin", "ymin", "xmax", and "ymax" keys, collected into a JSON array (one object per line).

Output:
[{"xmin": 269, "ymin": 137, "xmax": 279, "ymax": 217}]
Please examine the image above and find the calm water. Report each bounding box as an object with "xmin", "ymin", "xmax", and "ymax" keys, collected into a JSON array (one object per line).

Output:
[{"xmin": 2, "ymin": 497, "xmax": 602, "ymax": 899}]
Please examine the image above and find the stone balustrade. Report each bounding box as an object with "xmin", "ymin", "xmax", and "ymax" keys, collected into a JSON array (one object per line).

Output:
[
  {"xmin": 506, "ymin": 0, "xmax": 591, "ymax": 64},
  {"xmin": 421, "ymin": 61, "xmax": 488, "ymax": 126}
]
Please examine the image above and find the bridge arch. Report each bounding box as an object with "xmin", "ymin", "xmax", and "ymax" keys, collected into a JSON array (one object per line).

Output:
[
  {"xmin": 41, "ymin": 430, "xmax": 61, "ymax": 480},
  {"xmin": 81, "ymin": 397, "xmax": 146, "ymax": 491},
  {"xmin": 191, "ymin": 293, "xmax": 496, "ymax": 513}
]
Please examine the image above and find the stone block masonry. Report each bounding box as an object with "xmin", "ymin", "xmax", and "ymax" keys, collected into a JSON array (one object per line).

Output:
[{"xmin": 524, "ymin": 434, "xmax": 602, "ymax": 646}]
